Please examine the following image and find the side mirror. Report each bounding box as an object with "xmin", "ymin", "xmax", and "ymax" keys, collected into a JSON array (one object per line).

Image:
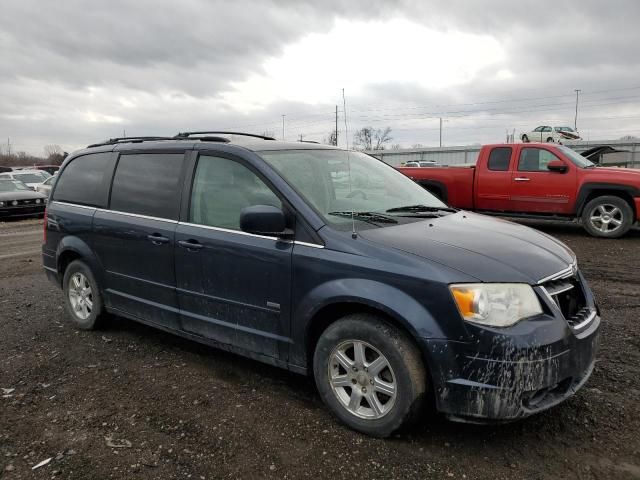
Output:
[
  {"xmin": 547, "ymin": 160, "xmax": 568, "ymax": 173},
  {"xmin": 240, "ymin": 205, "xmax": 290, "ymax": 237}
]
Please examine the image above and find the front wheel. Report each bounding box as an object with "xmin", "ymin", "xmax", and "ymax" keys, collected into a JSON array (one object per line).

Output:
[
  {"xmin": 581, "ymin": 196, "xmax": 633, "ymax": 238},
  {"xmin": 546, "ymin": 137, "xmax": 554, "ymax": 142},
  {"xmin": 313, "ymin": 314, "xmax": 427, "ymax": 437},
  {"xmin": 521, "ymin": 134, "xmax": 529, "ymax": 143}
]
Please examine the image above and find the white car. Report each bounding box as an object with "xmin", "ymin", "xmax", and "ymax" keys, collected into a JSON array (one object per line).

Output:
[
  {"xmin": 35, "ymin": 175, "xmax": 56, "ymax": 196},
  {"xmin": 0, "ymin": 169, "xmax": 51, "ymax": 190},
  {"xmin": 521, "ymin": 126, "xmax": 581, "ymax": 143}
]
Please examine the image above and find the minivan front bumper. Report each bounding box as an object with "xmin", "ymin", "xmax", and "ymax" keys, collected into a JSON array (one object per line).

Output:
[{"xmin": 421, "ymin": 315, "xmax": 599, "ymax": 423}]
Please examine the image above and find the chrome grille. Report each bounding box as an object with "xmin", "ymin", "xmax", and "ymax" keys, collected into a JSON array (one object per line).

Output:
[{"xmin": 540, "ymin": 270, "xmax": 594, "ymax": 329}]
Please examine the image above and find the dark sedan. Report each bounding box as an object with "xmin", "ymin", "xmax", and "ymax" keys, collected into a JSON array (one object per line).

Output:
[{"xmin": 0, "ymin": 179, "xmax": 47, "ymax": 218}]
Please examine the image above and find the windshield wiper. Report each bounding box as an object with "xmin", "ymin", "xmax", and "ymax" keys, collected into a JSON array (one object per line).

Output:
[
  {"xmin": 328, "ymin": 211, "xmax": 398, "ymax": 224},
  {"xmin": 386, "ymin": 204, "xmax": 458, "ymax": 214}
]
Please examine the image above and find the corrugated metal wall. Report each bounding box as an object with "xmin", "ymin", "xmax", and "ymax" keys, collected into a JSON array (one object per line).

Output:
[{"xmin": 367, "ymin": 140, "xmax": 640, "ymax": 168}]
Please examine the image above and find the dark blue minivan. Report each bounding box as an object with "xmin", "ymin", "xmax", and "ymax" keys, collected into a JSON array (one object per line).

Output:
[{"xmin": 43, "ymin": 133, "xmax": 600, "ymax": 437}]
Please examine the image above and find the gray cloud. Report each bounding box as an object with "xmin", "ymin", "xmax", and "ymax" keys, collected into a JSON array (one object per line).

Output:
[{"xmin": 1, "ymin": 0, "xmax": 639, "ymax": 155}]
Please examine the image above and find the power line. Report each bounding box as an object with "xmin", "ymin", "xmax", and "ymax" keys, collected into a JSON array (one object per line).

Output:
[{"xmin": 347, "ymin": 85, "xmax": 640, "ymax": 114}]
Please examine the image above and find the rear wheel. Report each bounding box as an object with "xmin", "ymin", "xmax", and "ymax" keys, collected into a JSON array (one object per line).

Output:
[
  {"xmin": 313, "ymin": 314, "xmax": 426, "ymax": 437},
  {"xmin": 521, "ymin": 134, "xmax": 529, "ymax": 143},
  {"xmin": 581, "ymin": 195, "xmax": 633, "ymax": 238},
  {"xmin": 62, "ymin": 260, "xmax": 105, "ymax": 329},
  {"xmin": 546, "ymin": 137, "xmax": 554, "ymax": 142}
]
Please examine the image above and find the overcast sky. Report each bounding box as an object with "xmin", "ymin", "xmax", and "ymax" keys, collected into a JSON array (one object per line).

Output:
[{"xmin": 2, "ymin": 0, "xmax": 640, "ymax": 155}]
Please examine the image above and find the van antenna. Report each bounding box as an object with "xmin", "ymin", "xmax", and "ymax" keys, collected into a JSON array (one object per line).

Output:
[{"xmin": 342, "ymin": 88, "xmax": 357, "ymax": 239}]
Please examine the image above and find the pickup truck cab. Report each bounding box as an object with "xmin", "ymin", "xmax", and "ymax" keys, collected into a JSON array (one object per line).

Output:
[{"xmin": 399, "ymin": 143, "xmax": 640, "ymax": 238}]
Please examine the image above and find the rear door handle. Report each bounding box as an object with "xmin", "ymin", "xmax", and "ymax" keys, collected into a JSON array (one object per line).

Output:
[
  {"xmin": 178, "ymin": 239, "xmax": 203, "ymax": 251},
  {"xmin": 146, "ymin": 233, "xmax": 170, "ymax": 245},
  {"xmin": 514, "ymin": 177, "xmax": 530, "ymax": 182}
]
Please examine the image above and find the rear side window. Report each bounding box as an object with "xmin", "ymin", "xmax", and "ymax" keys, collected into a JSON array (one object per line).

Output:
[
  {"xmin": 53, "ymin": 153, "xmax": 112, "ymax": 207},
  {"xmin": 110, "ymin": 153, "xmax": 184, "ymax": 220},
  {"xmin": 487, "ymin": 147, "xmax": 512, "ymax": 171}
]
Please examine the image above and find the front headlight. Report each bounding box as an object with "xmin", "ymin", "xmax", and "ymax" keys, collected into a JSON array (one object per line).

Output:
[
  {"xmin": 450, "ymin": 283, "xmax": 543, "ymax": 327},
  {"xmin": 0, "ymin": 201, "xmax": 4, "ymax": 207}
]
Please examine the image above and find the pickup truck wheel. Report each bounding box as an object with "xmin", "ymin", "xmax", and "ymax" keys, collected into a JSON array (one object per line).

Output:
[
  {"xmin": 582, "ymin": 196, "xmax": 633, "ymax": 238},
  {"xmin": 521, "ymin": 134, "xmax": 529, "ymax": 143},
  {"xmin": 62, "ymin": 260, "xmax": 105, "ymax": 330},
  {"xmin": 313, "ymin": 314, "xmax": 426, "ymax": 437},
  {"xmin": 546, "ymin": 137, "xmax": 554, "ymax": 143}
]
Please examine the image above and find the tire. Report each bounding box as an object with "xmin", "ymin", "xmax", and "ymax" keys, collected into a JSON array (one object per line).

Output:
[
  {"xmin": 313, "ymin": 314, "xmax": 427, "ymax": 437},
  {"xmin": 62, "ymin": 259, "xmax": 105, "ymax": 330},
  {"xmin": 521, "ymin": 134, "xmax": 529, "ymax": 143},
  {"xmin": 581, "ymin": 195, "xmax": 634, "ymax": 238},
  {"xmin": 546, "ymin": 137, "xmax": 554, "ymax": 143}
]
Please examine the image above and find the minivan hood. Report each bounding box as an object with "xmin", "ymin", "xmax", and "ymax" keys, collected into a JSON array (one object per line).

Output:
[{"xmin": 359, "ymin": 212, "xmax": 575, "ymax": 284}]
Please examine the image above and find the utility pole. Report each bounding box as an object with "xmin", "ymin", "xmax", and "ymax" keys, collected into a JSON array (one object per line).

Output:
[
  {"xmin": 6, "ymin": 137, "xmax": 11, "ymax": 156},
  {"xmin": 335, "ymin": 105, "xmax": 339, "ymax": 146},
  {"xmin": 439, "ymin": 118, "xmax": 443, "ymax": 147},
  {"xmin": 298, "ymin": 134, "xmax": 304, "ymax": 142},
  {"xmin": 574, "ymin": 89, "xmax": 581, "ymax": 130},
  {"xmin": 281, "ymin": 115, "xmax": 286, "ymax": 141}
]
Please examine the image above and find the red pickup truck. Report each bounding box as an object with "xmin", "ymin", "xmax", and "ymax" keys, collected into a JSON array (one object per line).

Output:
[{"xmin": 398, "ymin": 143, "xmax": 640, "ymax": 238}]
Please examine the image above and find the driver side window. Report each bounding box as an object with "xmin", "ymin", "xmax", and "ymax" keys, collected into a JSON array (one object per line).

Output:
[
  {"xmin": 190, "ymin": 155, "xmax": 281, "ymax": 230},
  {"xmin": 518, "ymin": 148, "xmax": 562, "ymax": 172}
]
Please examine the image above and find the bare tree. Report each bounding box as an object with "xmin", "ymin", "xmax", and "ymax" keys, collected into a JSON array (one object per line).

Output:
[
  {"xmin": 44, "ymin": 144, "xmax": 63, "ymax": 158},
  {"xmin": 323, "ymin": 129, "xmax": 338, "ymax": 146},
  {"xmin": 353, "ymin": 126, "xmax": 393, "ymax": 151},
  {"xmin": 0, "ymin": 151, "xmax": 42, "ymax": 167},
  {"xmin": 391, "ymin": 143, "xmax": 401, "ymax": 150},
  {"xmin": 354, "ymin": 127, "xmax": 373, "ymax": 150},
  {"xmin": 43, "ymin": 144, "xmax": 66, "ymax": 165}
]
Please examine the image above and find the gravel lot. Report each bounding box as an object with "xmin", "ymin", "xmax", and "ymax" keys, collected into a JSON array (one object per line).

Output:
[{"xmin": 1, "ymin": 218, "xmax": 639, "ymax": 479}]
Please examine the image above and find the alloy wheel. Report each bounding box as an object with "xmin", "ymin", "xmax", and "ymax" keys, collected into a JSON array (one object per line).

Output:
[
  {"xmin": 327, "ymin": 340, "xmax": 397, "ymax": 419},
  {"xmin": 68, "ymin": 272, "xmax": 93, "ymax": 320},
  {"xmin": 589, "ymin": 203, "xmax": 624, "ymax": 234}
]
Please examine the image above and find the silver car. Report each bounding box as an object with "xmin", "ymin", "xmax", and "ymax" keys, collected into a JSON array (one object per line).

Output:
[{"xmin": 35, "ymin": 175, "xmax": 56, "ymax": 196}]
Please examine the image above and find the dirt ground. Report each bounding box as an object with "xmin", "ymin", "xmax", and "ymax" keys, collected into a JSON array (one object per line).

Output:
[{"xmin": 1, "ymin": 218, "xmax": 639, "ymax": 480}]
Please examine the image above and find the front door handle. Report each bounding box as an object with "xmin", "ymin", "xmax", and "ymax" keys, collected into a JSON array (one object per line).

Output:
[
  {"xmin": 146, "ymin": 233, "xmax": 170, "ymax": 245},
  {"xmin": 514, "ymin": 177, "xmax": 531, "ymax": 182},
  {"xmin": 178, "ymin": 239, "xmax": 203, "ymax": 251}
]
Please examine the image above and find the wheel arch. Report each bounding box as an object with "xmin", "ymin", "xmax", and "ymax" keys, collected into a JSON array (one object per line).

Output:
[
  {"xmin": 297, "ymin": 279, "xmax": 445, "ymax": 376},
  {"xmin": 55, "ymin": 236, "xmax": 104, "ymax": 287},
  {"xmin": 417, "ymin": 179, "xmax": 448, "ymax": 203},
  {"xmin": 575, "ymin": 183, "xmax": 638, "ymax": 217}
]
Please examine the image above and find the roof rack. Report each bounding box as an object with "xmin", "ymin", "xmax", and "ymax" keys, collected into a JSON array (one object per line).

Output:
[
  {"xmin": 192, "ymin": 136, "xmax": 231, "ymax": 143},
  {"xmin": 87, "ymin": 136, "xmax": 173, "ymax": 148},
  {"xmin": 174, "ymin": 131, "xmax": 276, "ymax": 141}
]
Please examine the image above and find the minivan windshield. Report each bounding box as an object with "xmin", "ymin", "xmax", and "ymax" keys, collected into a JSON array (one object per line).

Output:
[
  {"xmin": 559, "ymin": 146, "xmax": 596, "ymax": 168},
  {"xmin": 259, "ymin": 149, "xmax": 450, "ymax": 230}
]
